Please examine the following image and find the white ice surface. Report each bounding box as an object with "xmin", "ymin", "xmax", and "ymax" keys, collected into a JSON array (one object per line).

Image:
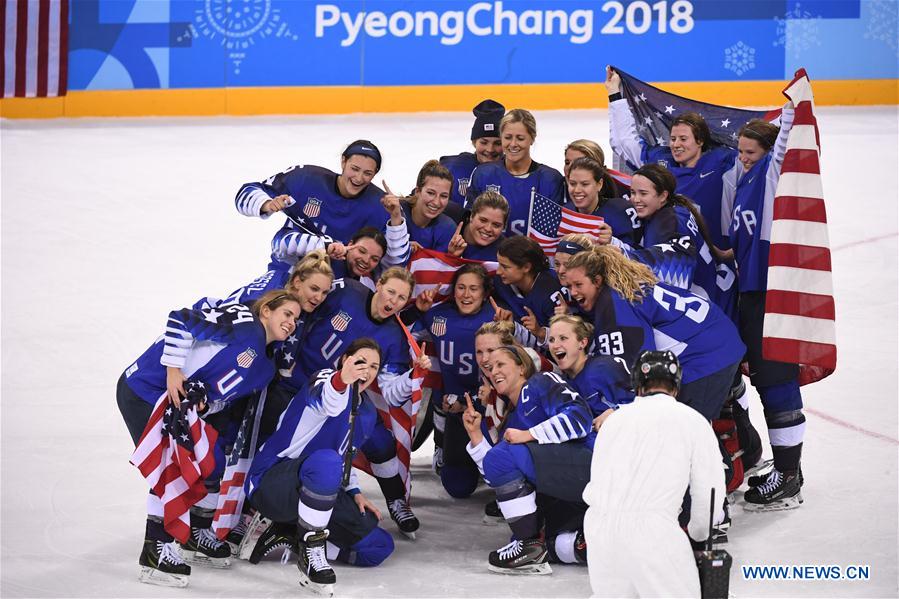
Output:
[{"xmin": 1, "ymin": 106, "xmax": 897, "ymax": 598}]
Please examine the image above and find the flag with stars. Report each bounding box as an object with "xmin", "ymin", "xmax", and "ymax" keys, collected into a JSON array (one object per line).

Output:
[
  {"xmin": 611, "ymin": 66, "xmax": 781, "ymax": 155},
  {"xmin": 130, "ymin": 381, "xmax": 218, "ymax": 543},
  {"xmin": 527, "ymin": 190, "xmax": 605, "ymax": 258},
  {"xmin": 212, "ymin": 392, "xmax": 266, "ymax": 540}
]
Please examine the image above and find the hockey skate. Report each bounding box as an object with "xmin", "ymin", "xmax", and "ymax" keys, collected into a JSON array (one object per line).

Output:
[
  {"xmin": 180, "ymin": 526, "xmax": 232, "ymax": 568},
  {"xmin": 297, "ymin": 529, "xmax": 336, "ymax": 597},
  {"xmin": 139, "ymin": 538, "xmax": 191, "ymax": 588},
  {"xmin": 387, "ymin": 498, "xmax": 420, "ymax": 540},
  {"xmin": 488, "ymin": 538, "xmax": 552, "ymax": 575},
  {"xmin": 482, "ymin": 499, "xmax": 505, "ymax": 525},
  {"xmin": 237, "ymin": 511, "xmax": 273, "ymax": 561},
  {"xmin": 225, "ymin": 510, "xmax": 253, "ymax": 555},
  {"xmin": 748, "ymin": 463, "xmax": 803, "ymax": 488},
  {"xmin": 744, "ymin": 469, "xmax": 803, "ymax": 511},
  {"xmin": 249, "ymin": 520, "xmax": 298, "ymax": 564}
]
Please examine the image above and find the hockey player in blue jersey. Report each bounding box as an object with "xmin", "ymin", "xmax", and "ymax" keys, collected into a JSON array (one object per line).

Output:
[
  {"xmin": 277, "ymin": 267, "xmax": 429, "ymax": 537},
  {"xmin": 462, "ymin": 344, "xmax": 594, "ymax": 575},
  {"xmin": 116, "ymin": 291, "xmax": 302, "ymax": 587},
  {"xmin": 564, "ymin": 246, "xmax": 745, "ymax": 421},
  {"xmin": 327, "ymin": 226, "xmax": 406, "ymax": 292},
  {"xmin": 440, "ymin": 99, "xmax": 505, "ymax": 221},
  {"xmin": 246, "ymin": 339, "xmax": 395, "ymax": 595},
  {"xmin": 565, "ymin": 156, "xmax": 641, "ymax": 246},
  {"xmin": 611, "ymin": 164, "xmax": 734, "ymax": 314},
  {"xmin": 494, "ymin": 235, "xmax": 569, "ymax": 342},
  {"xmin": 235, "ymin": 140, "xmax": 387, "ymax": 245},
  {"xmin": 400, "ymin": 160, "xmax": 457, "ymax": 253},
  {"xmin": 727, "ymin": 111, "xmax": 807, "ymax": 511},
  {"xmin": 447, "ymin": 190, "xmax": 509, "ymax": 261},
  {"xmin": 465, "ymin": 109, "xmax": 565, "ymax": 237}
]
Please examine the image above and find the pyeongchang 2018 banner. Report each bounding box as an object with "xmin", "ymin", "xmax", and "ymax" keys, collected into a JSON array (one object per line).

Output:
[{"xmin": 67, "ymin": 0, "xmax": 897, "ymax": 91}]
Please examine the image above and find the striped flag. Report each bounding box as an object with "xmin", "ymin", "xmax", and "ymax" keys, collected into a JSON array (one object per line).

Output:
[
  {"xmin": 763, "ymin": 69, "xmax": 836, "ymax": 385},
  {"xmin": 527, "ymin": 190, "xmax": 605, "ymax": 257},
  {"xmin": 407, "ymin": 248, "xmax": 498, "ymax": 304},
  {"xmin": 2, "ymin": 0, "xmax": 69, "ymax": 98},
  {"xmin": 130, "ymin": 382, "xmax": 219, "ymax": 543},
  {"xmin": 212, "ymin": 392, "xmax": 266, "ymax": 540},
  {"xmin": 353, "ymin": 317, "xmax": 427, "ymax": 500}
]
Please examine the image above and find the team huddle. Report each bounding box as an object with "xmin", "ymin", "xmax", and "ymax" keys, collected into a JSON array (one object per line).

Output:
[{"xmin": 116, "ymin": 66, "xmax": 811, "ymax": 596}]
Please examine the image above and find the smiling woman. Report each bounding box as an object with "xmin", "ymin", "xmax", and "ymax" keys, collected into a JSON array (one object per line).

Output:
[{"xmin": 400, "ymin": 160, "xmax": 457, "ymax": 252}]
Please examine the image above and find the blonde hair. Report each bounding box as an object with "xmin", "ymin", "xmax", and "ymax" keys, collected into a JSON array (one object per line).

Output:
[
  {"xmin": 565, "ymin": 246, "xmax": 658, "ymax": 303},
  {"xmin": 475, "ymin": 320, "xmax": 516, "ymax": 345},
  {"xmin": 378, "ymin": 266, "xmax": 416, "ymax": 293},
  {"xmin": 500, "ymin": 109, "xmax": 537, "ymax": 140},
  {"xmin": 469, "ymin": 190, "xmax": 510, "ymax": 222},
  {"xmin": 289, "ymin": 249, "xmax": 333, "ymax": 285},
  {"xmin": 565, "ymin": 139, "xmax": 605, "ymax": 165},
  {"xmin": 549, "ymin": 314, "xmax": 595, "ymax": 343}
]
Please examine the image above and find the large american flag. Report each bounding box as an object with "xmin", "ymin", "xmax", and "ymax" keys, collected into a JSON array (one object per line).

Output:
[
  {"xmin": 763, "ymin": 69, "xmax": 836, "ymax": 385},
  {"xmin": 407, "ymin": 248, "xmax": 499, "ymax": 304},
  {"xmin": 352, "ymin": 316, "xmax": 427, "ymax": 500},
  {"xmin": 2, "ymin": 0, "xmax": 69, "ymax": 98},
  {"xmin": 527, "ymin": 190, "xmax": 605, "ymax": 258},
  {"xmin": 130, "ymin": 382, "xmax": 219, "ymax": 543},
  {"xmin": 612, "ymin": 65, "xmax": 781, "ymax": 156},
  {"xmin": 212, "ymin": 392, "xmax": 266, "ymax": 540}
]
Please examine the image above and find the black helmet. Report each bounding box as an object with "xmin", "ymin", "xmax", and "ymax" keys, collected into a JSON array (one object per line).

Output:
[{"xmin": 631, "ymin": 350, "xmax": 682, "ymax": 392}]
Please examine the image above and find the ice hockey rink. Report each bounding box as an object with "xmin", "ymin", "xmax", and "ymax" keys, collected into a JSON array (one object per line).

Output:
[{"xmin": 1, "ymin": 105, "xmax": 897, "ymax": 598}]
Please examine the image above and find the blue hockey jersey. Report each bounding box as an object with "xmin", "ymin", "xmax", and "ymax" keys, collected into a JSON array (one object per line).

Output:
[
  {"xmin": 440, "ymin": 152, "xmax": 479, "ymax": 208},
  {"xmin": 729, "ymin": 153, "xmax": 777, "ymax": 292},
  {"xmin": 465, "ymin": 161, "xmax": 565, "ymax": 237},
  {"xmin": 493, "ymin": 270, "xmax": 569, "ymax": 328},
  {"xmin": 568, "ymin": 355, "xmax": 635, "ymax": 416},
  {"xmin": 236, "ymin": 164, "xmax": 388, "ymax": 243},
  {"xmin": 246, "ymin": 369, "xmax": 358, "ymax": 498},
  {"xmin": 125, "ymin": 303, "xmax": 276, "ymax": 414},
  {"xmin": 401, "ymin": 201, "xmax": 456, "ymax": 253}
]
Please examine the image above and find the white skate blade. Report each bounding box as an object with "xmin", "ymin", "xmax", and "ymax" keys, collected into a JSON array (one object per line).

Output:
[
  {"xmin": 744, "ymin": 492, "xmax": 804, "ymax": 512},
  {"xmin": 297, "ymin": 572, "xmax": 335, "ymax": 597},
  {"xmin": 399, "ymin": 530, "xmax": 416, "ymax": 540},
  {"xmin": 181, "ymin": 550, "xmax": 232, "ymax": 568},
  {"xmin": 487, "ymin": 562, "xmax": 552, "ymax": 575},
  {"xmin": 238, "ymin": 513, "xmax": 272, "ymax": 561},
  {"xmin": 138, "ymin": 566, "xmax": 189, "ymax": 588}
]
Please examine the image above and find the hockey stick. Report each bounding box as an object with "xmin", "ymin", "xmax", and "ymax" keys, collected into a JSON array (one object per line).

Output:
[{"xmin": 340, "ymin": 364, "xmax": 364, "ymax": 488}]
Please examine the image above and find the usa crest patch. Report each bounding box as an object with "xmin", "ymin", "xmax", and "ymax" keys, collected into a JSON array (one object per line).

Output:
[
  {"xmin": 303, "ymin": 197, "xmax": 322, "ymax": 218},
  {"xmin": 457, "ymin": 177, "xmax": 470, "ymax": 197},
  {"xmin": 331, "ymin": 311, "xmax": 351, "ymax": 332},
  {"xmin": 486, "ymin": 184, "xmax": 501, "ymax": 194},
  {"xmin": 430, "ymin": 316, "xmax": 447, "ymax": 337},
  {"xmin": 236, "ymin": 348, "xmax": 258, "ymax": 368}
]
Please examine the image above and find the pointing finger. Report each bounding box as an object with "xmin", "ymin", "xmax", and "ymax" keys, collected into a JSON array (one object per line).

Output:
[{"xmin": 382, "ymin": 180, "xmax": 394, "ymax": 196}]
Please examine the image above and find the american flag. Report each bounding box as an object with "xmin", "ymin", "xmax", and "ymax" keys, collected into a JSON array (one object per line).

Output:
[
  {"xmin": 527, "ymin": 190, "xmax": 605, "ymax": 258},
  {"xmin": 2, "ymin": 0, "xmax": 69, "ymax": 98},
  {"xmin": 763, "ymin": 69, "xmax": 836, "ymax": 385},
  {"xmin": 407, "ymin": 248, "xmax": 498, "ymax": 305},
  {"xmin": 612, "ymin": 65, "xmax": 781, "ymax": 157},
  {"xmin": 212, "ymin": 392, "xmax": 266, "ymax": 540},
  {"xmin": 352, "ymin": 316, "xmax": 427, "ymax": 500},
  {"xmin": 130, "ymin": 382, "xmax": 218, "ymax": 543}
]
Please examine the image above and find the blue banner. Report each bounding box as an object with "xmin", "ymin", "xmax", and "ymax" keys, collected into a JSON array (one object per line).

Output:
[{"xmin": 68, "ymin": 0, "xmax": 898, "ymax": 91}]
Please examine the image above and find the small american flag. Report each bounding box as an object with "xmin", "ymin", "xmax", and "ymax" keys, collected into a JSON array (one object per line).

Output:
[
  {"xmin": 331, "ymin": 311, "xmax": 351, "ymax": 332},
  {"xmin": 130, "ymin": 381, "xmax": 218, "ymax": 543},
  {"xmin": 527, "ymin": 190, "xmax": 605, "ymax": 258}
]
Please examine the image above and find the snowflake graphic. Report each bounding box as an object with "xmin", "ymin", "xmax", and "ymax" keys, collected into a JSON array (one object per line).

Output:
[
  {"xmin": 724, "ymin": 41, "xmax": 756, "ymax": 76},
  {"xmin": 773, "ymin": 2, "xmax": 822, "ymax": 59},
  {"xmin": 863, "ymin": 0, "xmax": 898, "ymax": 53}
]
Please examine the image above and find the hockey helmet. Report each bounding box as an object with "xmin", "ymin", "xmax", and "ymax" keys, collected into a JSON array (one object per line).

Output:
[{"xmin": 631, "ymin": 350, "xmax": 682, "ymax": 392}]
